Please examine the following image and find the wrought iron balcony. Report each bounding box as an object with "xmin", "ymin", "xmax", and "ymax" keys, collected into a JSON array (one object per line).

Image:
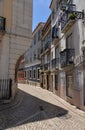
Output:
[
  {"xmin": 51, "ymin": 58, "xmax": 60, "ymax": 69},
  {"xmin": 60, "ymin": 0, "xmax": 76, "ymax": 11},
  {"xmin": 0, "ymin": 16, "xmax": 6, "ymax": 32},
  {"xmin": 61, "ymin": 2, "xmax": 84, "ymax": 33},
  {"xmin": 60, "ymin": 49, "xmax": 75, "ymax": 68}
]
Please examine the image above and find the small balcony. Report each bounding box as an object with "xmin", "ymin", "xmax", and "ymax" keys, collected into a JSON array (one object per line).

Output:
[
  {"xmin": 0, "ymin": 16, "xmax": 6, "ymax": 33},
  {"xmin": 60, "ymin": 49, "xmax": 75, "ymax": 68},
  {"xmin": 61, "ymin": 3, "xmax": 84, "ymax": 33},
  {"xmin": 51, "ymin": 58, "xmax": 60, "ymax": 69},
  {"xmin": 61, "ymin": 12, "xmax": 76, "ymax": 33},
  {"xmin": 52, "ymin": 27, "xmax": 60, "ymax": 44}
]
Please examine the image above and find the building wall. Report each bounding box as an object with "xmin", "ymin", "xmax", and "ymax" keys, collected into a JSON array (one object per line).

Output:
[
  {"xmin": 47, "ymin": 0, "xmax": 85, "ymax": 110},
  {"xmin": 0, "ymin": 0, "xmax": 32, "ymax": 99},
  {"xmin": 25, "ymin": 23, "xmax": 44, "ymax": 86}
]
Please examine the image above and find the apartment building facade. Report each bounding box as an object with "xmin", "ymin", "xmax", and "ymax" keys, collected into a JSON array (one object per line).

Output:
[
  {"xmin": 25, "ymin": 23, "xmax": 45, "ymax": 86},
  {"xmin": 40, "ymin": 0, "xmax": 85, "ymax": 111},
  {"xmin": 51, "ymin": 0, "xmax": 85, "ymax": 110}
]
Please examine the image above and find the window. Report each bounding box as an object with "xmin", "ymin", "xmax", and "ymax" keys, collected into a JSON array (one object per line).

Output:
[
  {"xmin": 34, "ymin": 35, "xmax": 36, "ymax": 45},
  {"xmin": 52, "ymin": 25, "xmax": 59, "ymax": 39},
  {"xmin": 66, "ymin": 75, "xmax": 73, "ymax": 98},
  {"xmin": 55, "ymin": 46, "xmax": 59, "ymax": 58},
  {"xmin": 52, "ymin": 9, "xmax": 55, "ymax": 19},
  {"xmin": 56, "ymin": 0, "xmax": 59, "ymax": 11},
  {"xmin": 55, "ymin": 75, "xmax": 58, "ymax": 90},
  {"xmin": 33, "ymin": 69, "xmax": 36, "ymax": 79},
  {"xmin": 51, "ymin": 51, "xmax": 53, "ymax": 60},
  {"xmin": 38, "ymin": 29, "xmax": 41, "ymax": 41},
  {"xmin": 30, "ymin": 70, "xmax": 32, "ymax": 78},
  {"xmin": 34, "ymin": 53, "xmax": 36, "ymax": 60},
  {"xmin": 38, "ymin": 69, "xmax": 40, "ymax": 79},
  {"xmin": 66, "ymin": 33, "xmax": 74, "ymax": 49},
  {"xmin": 37, "ymin": 48, "xmax": 40, "ymax": 59}
]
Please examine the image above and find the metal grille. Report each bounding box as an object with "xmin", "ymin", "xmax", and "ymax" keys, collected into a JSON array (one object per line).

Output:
[{"xmin": 0, "ymin": 79, "xmax": 12, "ymax": 100}]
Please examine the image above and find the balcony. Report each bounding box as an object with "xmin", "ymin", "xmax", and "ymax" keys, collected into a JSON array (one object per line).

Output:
[
  {"xmin": 0, "ymin": 16, "xmax": 6, "ymax": 33},
  {"xmin": 60, "ymin": 49, "xmax": 75, "ymax": 68},
  {"xmin": 61, "ymin": 3, "xmax": 84, "ymax": 33},
  {"xmin": 52, "ymin": 27, "xmax": 60, "ymax": 44},
  {"xmin": 51, "ymin": 58, "xmax": 60, "ymax": 69},
  {"xmin": 61, "ymin": 12, "xmax": 76, "ymax": 33}
]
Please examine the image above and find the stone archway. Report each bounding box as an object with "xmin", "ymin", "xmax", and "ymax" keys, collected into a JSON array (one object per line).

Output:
[{"xmin": 0, "ymin": 0, "xmax": 32, "ymax": 101}]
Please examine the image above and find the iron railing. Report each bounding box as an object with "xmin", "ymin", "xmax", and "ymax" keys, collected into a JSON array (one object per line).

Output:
[
  {"xmin": 0, "ymin": 16, "xmax": 6, "ymax": 31},
  {"xmin": 60, "ymin": 49, "xmax": 75, "ymax": 68},
  {"xmin": 61, "ymin": 1, "xmax": 84, "ymax": 32},
  {"xmin": 0, "ymin": 79, "xmax": 12, "ymax": 100}
]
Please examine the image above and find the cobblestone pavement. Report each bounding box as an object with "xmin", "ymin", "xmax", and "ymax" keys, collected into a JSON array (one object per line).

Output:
[{"xmin": 0, "ymin": 84, "xmax": 85, "ymax": 130}]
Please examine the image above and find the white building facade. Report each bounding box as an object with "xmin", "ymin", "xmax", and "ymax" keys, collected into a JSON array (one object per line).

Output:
[{"xmin": 49, "ymin": 0, "xmax": 85, "ymax": 110}]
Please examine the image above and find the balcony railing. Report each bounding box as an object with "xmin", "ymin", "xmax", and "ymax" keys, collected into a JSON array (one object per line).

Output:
[
  {"xmin": 0, "ymin": 16, "xmax": 6, "ymax": 32},
  {"xmin": 61, "ymin": 3, "xmax": 84, "ymax": 33},
  {"xmin": 51, "ymin": 58, "xmax": 60, "ymax": 69},
  {"xmin": 60, "ymin": 49, "xmax": 75, "ymax": 68}
]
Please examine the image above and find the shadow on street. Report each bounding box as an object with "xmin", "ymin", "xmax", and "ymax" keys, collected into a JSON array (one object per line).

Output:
[{"xmin": 0, "ymin": 88, "xmax": 68, "ymax": 129}]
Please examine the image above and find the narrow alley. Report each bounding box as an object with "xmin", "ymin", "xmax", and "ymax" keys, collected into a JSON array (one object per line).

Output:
[{"xmin": 0, "ymin": 84, "xmax": 85, "ymax": 130}]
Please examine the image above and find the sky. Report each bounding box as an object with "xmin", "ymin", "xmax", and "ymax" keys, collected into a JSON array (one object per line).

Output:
[{"xmin": 33, "ymin": 0, "xmax": 51, "ymax": 31}]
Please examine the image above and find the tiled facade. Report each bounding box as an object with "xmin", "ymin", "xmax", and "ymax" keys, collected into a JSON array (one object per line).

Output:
[
  {"xmin": 25, "ymin": 23, "xmax": 45, "ymax": 87},
  {"xmin": 40, "ymin": 0, "xmax": 85, "ymax": 111}
]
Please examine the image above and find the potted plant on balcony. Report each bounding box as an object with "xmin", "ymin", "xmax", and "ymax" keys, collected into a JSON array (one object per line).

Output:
[{"xmin": 69, "ymin": 13, "xmax": 76, "ymax": 20}]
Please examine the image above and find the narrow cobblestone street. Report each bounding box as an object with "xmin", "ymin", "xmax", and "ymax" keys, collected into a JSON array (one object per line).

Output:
[{"xmin": 0, "ymin": 84, "xmax": 85, "ymax": 130}]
